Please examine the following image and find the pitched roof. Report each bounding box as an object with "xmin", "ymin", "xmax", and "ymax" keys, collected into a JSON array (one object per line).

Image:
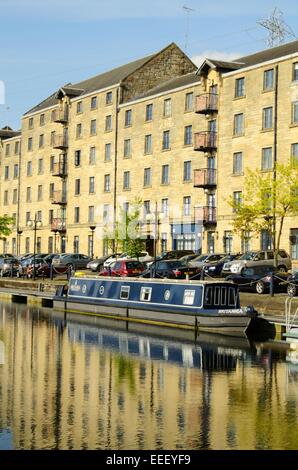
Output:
[
  {"xmin": 0, "ymin": 127, "xmax": 21, "ymax": 140},
  {"xmin": 24, "ymin": 52, "xmax": 156, "ymax": 116},
  {"xmin": 236, "ymin": 39, "xmax": 298, "ymax": 67},
  {"xmin": 125, "ymin": 72, "xmax": 200, "ymax": 102}
]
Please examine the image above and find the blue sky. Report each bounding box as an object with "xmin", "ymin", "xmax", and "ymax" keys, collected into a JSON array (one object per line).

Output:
[{"xmin": 1, "ymin": 0, "xmax": 298, "ymax": 129}]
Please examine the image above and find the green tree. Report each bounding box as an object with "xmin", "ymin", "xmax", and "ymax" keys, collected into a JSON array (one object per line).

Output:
[
  {"xmin": 104, "ymin": 199, "xmax": 146, "ymax": 258},
  {"xmin": 0, "ymin": 215, "xmax": 14, "ymax": 238},
  {"xmin": 228, "ymin": 162, "xmax": 298, "ymax": 267}
]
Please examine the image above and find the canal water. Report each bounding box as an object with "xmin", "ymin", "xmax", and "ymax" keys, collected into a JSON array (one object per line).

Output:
[{"xmin": 0, "ymin": 301, "xmax": 298, "ymax": 450}]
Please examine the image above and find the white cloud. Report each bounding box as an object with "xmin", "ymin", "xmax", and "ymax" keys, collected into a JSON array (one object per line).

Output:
[{"xmin": 191, "ymin": 50, "xmax": 241, "ymax": 67}]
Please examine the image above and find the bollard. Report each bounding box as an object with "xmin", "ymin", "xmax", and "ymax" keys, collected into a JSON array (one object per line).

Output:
[
  {"xmin": 11, "ymin": 265, "xmax": 13, "ymax": 278},
  {"xmin": 50, "ymin": 263, "xmax": 53, "ymax": 280},
  {"xmin": 200, "ymin": 269, "xmax": 204, "ymax": 280},
  {"xmin": 270, "ymin": 271, "xmax": 274, "ymax": 297}
]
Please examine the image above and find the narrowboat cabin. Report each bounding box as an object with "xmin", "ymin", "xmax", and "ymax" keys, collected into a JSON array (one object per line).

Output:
[{"xmin": 54, "ymin": 276, "xmax": 257, "ymax": 335}]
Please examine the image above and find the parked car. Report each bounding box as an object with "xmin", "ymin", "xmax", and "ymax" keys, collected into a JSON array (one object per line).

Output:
[
  {"xmin": 189, "ymin": 253, "xmax": 225, "ymax": 269},
  {"xmin": 103, "ymin": 253, "xmax": 123, "ymax": 268},
  {"xmin": 147, "ymin": 250, "xmax": 196, "ymax": 266},
  {"xmin": 286, "ymin": 271, "xmax": 298, "ymax": 296},
  {"xmin": 0, "ymin": 257, "xmax": 20, "ymax": 276},
  {"xmin": 202, "ymin": 253, "xmax": 242, "ymax": 277},
  {"xmin": 119, "ymin": 251, "xmax": 153, "ymax": 263},
  {"xmin": 52, "ymin": 253, "xmax": 91, "ymax": 270},
  {"xmin": 0, "ymin": 253, "xmax": 14, "ymax": 258},
  {"xmin": 140, "ymin": 259, "xmax": 201, "ymax": 279},
  {"xmin": 99, "ymin": 260, "xmax": 145, "ymax": 277},
  {"xmin": 17, "ymin": 257, "xmax": 47, "ymax": 278},
  {"xmin": 226, "ymin": 265, "xmax": 288, "ymax": 294},
  {"xmin": 43, "ymin": 253, "xmax": 59, "ymax": 265},
  {"xmin": 86, "ymin": 255, "xmax": 114, "ymax": 272},
  {"xmin": 222, "ymin": 250, "xmax": 292, "ymax": 275}
]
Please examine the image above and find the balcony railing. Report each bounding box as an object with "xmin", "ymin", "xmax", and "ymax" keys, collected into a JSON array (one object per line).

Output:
[
  {"xmin": 194, "ymin": 169, "xmax": 216, "ymax": 188},
  {"xmin": 52, "ymin": 134, "xmax": 68, "ymax": 149},
  {"xmin": 194, "ymin": 131, "xmax": 217, "ymax": 152},
  {"xmin": 195, "ymin": 93, "xmax": 218, "ymax": 114},
  {"xmin": 194, "ymin": 206, "xmax": 217, "ymax": 225},
  {"xmin": 52, "ymin": 155, "xmax": 67, "ymax": 177},
  {"xmin": 50, "ymin": 190, "xmax": 67, "ymax": 205},
  {"xmin": 51, "ymin": 218, "xmax": 66, "ymax": 232},
  {"xmin": 52, "ymin": 107, "xmax": 69, "ymax": 123}
]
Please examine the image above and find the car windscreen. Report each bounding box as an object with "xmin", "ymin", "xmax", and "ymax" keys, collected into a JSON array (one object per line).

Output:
[
  {"xmin": 240, "ymin": 252, "xmax": 257, "ymax": 260},
  {"xmin": 126, "ymin": 261, "xmax": 143, "ymax": 269},
  {"xmin": 193, "ymin": 255, "xmax": 208, "ymax": 262},
  {"xmin": 160, "ymin": 261, "xmax": 181, "ymax": 269}
]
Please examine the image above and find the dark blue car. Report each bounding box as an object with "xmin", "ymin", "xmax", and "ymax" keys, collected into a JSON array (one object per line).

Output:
[{"xmin": 203, "ymin": 254, "xmax": 242, "ymax": 277}]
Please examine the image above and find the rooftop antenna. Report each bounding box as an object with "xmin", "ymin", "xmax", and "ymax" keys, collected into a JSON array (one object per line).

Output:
[
  {"xmin": 183, "ymin": 5, "xmax": 195, "ymax": 52},
  {"xmin": 257, "ymin": 7, "xmax": 297, "ymax": 48}
]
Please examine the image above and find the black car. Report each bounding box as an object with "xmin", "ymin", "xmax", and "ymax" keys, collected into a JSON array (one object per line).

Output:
[
  {"xmin": 156, "ymin": 250, "xmax": 195, "ymax": 261},
  {"xmin": 226, "ymin": 265, "xmax": 288, "ymax": 294},
  {"xmin": 0, "ymin": 257, "xmax": 20, "ymax": 276},
  {"xmin": 203, "ymin": 253, "xmax": 242, "ymax": 277},
  {"xmin": 140, "ymin": 259, "xmax": 201, "ymax": 279}
]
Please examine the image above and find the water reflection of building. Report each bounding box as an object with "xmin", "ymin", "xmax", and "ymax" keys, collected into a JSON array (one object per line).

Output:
[{"xmin": 0, "ymin": 303, "xmax": 297, "ymax": 450}]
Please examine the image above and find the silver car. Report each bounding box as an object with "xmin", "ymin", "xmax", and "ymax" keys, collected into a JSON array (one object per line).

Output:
[{"xmin": 222, "ymin": 249, "xmax": 291, "ymax": 275}]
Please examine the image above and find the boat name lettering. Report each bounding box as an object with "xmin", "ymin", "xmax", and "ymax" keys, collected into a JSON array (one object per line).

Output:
[
  {"xmin": 218, "ymin": 309, "xmax": 242, "ymax": 314},
  {"xmin": 70, "ymin": 283, "xmax": 81, "ymax": 292}
]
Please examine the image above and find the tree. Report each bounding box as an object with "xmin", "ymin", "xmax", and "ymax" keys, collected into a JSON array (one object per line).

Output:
[
  {"xmin": 103, "ymin": 199, "xmax": 146, "ymax": 259},
  {"xmin": 228, "ymin": 162, "xmax": 298, "ymax": 267},
  {"xmin": 0, "ymin": 215, "xmax": 14, "ymax": 238}
]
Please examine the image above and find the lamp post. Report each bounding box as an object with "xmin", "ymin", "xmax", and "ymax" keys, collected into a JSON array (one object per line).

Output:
[
  {"xmin": 17, "ymin": 230, "xmax": 23, "ymax": 256},
  {"xmin": 89, "ymin": 225, "xmax": 96, "ymax": 259},
  {"xmin": 27, "ymin": 214, "xmax": 42, "ymax": 280},
  {"xmin": 53, "ymin": 229, "xmax": 58, "ymax": 253}
]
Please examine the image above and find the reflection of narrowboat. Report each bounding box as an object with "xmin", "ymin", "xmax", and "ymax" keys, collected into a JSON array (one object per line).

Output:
[{"xmin": 54, "ymin": 276, "xmax": 257, "ymax": 335}]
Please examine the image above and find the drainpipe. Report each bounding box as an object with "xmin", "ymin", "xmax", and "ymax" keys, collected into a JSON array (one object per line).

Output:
[
  {"xmin": 16, "ymin": 140, "xmax": 22, "ymax": 255},
  {"xmin": 113, "ymin": 87, "xmax": 120, "ymax": 253},
  {"xmin": 273, "ymin": 65, "xmax": 278, "ymax": 267}
]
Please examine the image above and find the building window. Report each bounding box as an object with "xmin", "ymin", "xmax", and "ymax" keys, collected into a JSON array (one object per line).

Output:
[
  {"xmin": 5, "ymin": 144, "xmax": 10, "ymax": 156},
  {"xmin": 105, "ymin": 115, "xmax": 112, "ymax": 131},
  {"xmin": 77, "ymin": 101, "xmax": 83, "ymax": 113},
  {"xmin": 262, "ymin": 147, "xmax": 272, "ymax": 170},
  {"xmin": 26, "ymin": 187, "xmax": 31, "ymax": 202},
  {"xmin": 14, "ymin": 141, "xmax": 20, "ymax": 155},
  {"xmin": 25, "ymin": 237, "xmax": 30, "ymax": 254},
  {"xmin": 123, "ymin": 171, "xmax": 130, "ymax": 190},
  {"xmin": 233, "ymin": 152, "xmax": 243, "ymax": 174},
  {"xmin": 49, "ymin": 183, "xmax": 54, "ymax": 199},
  {"xmin": 28, "ymin": 137, "xmax": 33, "ymax": 151},
  {"xmin": 207, "ymin": 232, "xmax": 215, "ymax": 254},
  {"xmin": 39, "ymin": 134, "xmax": 44, "ymax": 148},
  {"xmin": 163, "ymin": 98, "xmax": 172, "ymax": 117},
  {"xmin": 161, "ymin": 233, "xmax": 167, "ymax": 252},
  {"xmin": 90, "ymin": 119, "xmax": 97, "ymax": 135},
  {"xmin": 263, "ymin": 69, "xmax": 274, "ymax": 90},
  {"xmin": 89, "ymin": 176, "xmax": 95, "ymax": 193},
  {"xmin": 145, "ymin": 104, "xmax": 153, "ymax": 121},
  {"xmin": 50, "ymin": 131, "xmax": 55, "ymax": 145},
  {"xmin": 143, "ymin": 200, "xmax": 150, "ymax": 218},
  {"xmin": 161, "ymin": 164, "xmax": 169, "ymax": 185},
  {"xmin": 50, "ymin": 156, "xmax": 55, "ymax": 173},
  {"xmin": 292, "ymin": 101, "xmax": 298, "ymax": 124},
  {"xmin": 74, "ymin": 207, "xmax": 80, "ymax": 223},
  {"xmin": 235, "ymin": 77, "xmax": 245, "ymax": 98},
  {"xmin": 74, "ymin": 236, "xmax": 79, "ymax": 254},
  {"xmin": 161, "ymin": 198, "xmax": 169, "ymax": 216},
  {"xmin": 184, "ymin": 125, "xmax": 192, "ymax": 145},
  {"xmin": 76, "ymin": 123, "xmax": 82, "ymax": 139},
  {"xmin": 176, "ymin": 233, "xmax": 195, "ymax": 251},
  {"xmin": 89, "ymin": 146, "xmax": 96, "ymax": 164},
  {"xmin": 291, "ymin": 143, "xmax": 298, "ymax": 163},
  {"xmin": 124, "ymin": 139, "xmax": 131, "ymax": 158},
  {"xmin": 49, "ymin": 209, "xmax": 54, "ymax": 224},
  {"xmin": 290, "ymin": 228, "xmax": 298, "ymax": 259},
  {"xmin": 183, "ymin": 196, "xmax": 191, "ymax": 216},
  {"xmin": 183, "ymin": 161, "xmax": 191, "ymax": 182},
  {"xmin": 125, "ymin": 109, "xmax": 132, "ymax": 127},
  {"xmin": 91, "ymin": 96, "xmax": 97, "ymax": 109},
  {"xmin": 74, "ymin": 150, "xmax": 81, "ymax": 166},
  {"xmin": 88, "ymin": 206, "xmax": 94, "ymax": 223},
  {"xmin": 3, "ymin": 191, "xmax": 8, "ymax": 205},
  {"xmin": 185, "ymin": 92, "xmax": 193, "ymax": 111},
  {"xmin": 241, "ymin": 231, "xmax": 251, "ymax": 253},
  {"xmin": 36, "ymin": 237, "xmax": 41, "ymax": 254},
  {"xmin": 38, "ymin": 158, "xmax": 44, "ymax": 174},
  {"xmin": 37, "ymin": 185, "xmax": 43, "ymax": 201},
  {"xmin": 74, "ymin": 179, "xmax": 80, "ymax": 195},
  {"xmin": 144, "ymin": 134, "xmax": 152, "ymax": 154},
  {"xmin": 105, "ymin": 143, "xmax": 111, "ymax": 161},
  {"xmin": 28, "ymin": 117, "xmax": 34, "ymax": 129},
  {"xmin": 261, "ymin": 230, "xmax": 272, "ymax": 250},
  {"xmin": 103, "ymin": 204, "xmax": 110, "ymax": 224},
  {"xmin": 162, "ymin": 130, "xmax": 170, "ymax": 150},
  {"xmin": 4, "ymin": 166, "xmax": 9, "ymax": 180},
  {"xmin": 13, "ymin": 189, "xmax": 17, "ymax": 204},
  {"xmin": 26, "ymin": 212, "xmax": 31, "ymax": 224},
  {"xmin": 27, "ymin": 161, "xmax": 32, "ymax": 176},
  {"xmin": 293, "ymin": 62, "xmax": 298, "ymax": 82},
  {"xmin": 233, "ymin": 191, "xmax": 242, "ymax": 212},
  {"xmin": 104, "ymin": 174, "xmax": 110, "ymax": 192},
  {"xmin": 144, "ymin": 168, "xmax": 151, "ymax": 187},
  {"xmin": 13, "ymin": 164, "xmax": 18, "ymax": 179},
  {"xmin": 48, "ymin": 237, "xmax": 53, "ymax": 253},
  {"xmin": 233, "ymin": 113, "xmax": 244, "ymax": 136},
  {"xmin": 223, "ymin": 231, "xmax": 233, "ymax": 253},
  {"xmin": 262, "ymin": 106, "xmax": 273, "ymax": 129},
  {"xmin": 106, "ymin": 91, "xmax": 113, "ymax": 105}
]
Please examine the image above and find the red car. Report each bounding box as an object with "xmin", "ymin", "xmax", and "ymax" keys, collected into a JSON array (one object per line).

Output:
[{"xmin": 98, "ymin": 260, "xmax": 145, "ymax": 277}]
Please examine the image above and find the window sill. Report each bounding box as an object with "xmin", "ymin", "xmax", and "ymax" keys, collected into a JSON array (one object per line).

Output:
[
  {"xmin": 262, "ymin": 88, "xmax": 274, "ymax": 94},
  {"xmin": 143, "ymin": 185, "xmax": 152, "ymax": 189},
  {"xmin": 123, "ymin": 188, "xmax": 131, "ymax": 191},
  {"xmin": 290, "ymin": 123, "xmax": 298, "ymax": 128},
  {"xmin": 105, "ymin": 129, "xmax": 113, "ymax": 133},
  {"xmin": 183, "ymin": 143, "xmax": 193, "ymax": 148},
  {"xmin": 231, "ymin": 172, "xmax": 244, "ymax": 177},
  {"xmin": 260, "ymin": 168, "xmax": 273, "ymax": 173},
  {"xmin": 260, "ymin": 128, "xmax": 273, "ymax": 133},
  {"xmin": 233, "ymin": 95, "xmax": 246, "ymax": 101},
  {"xmin": 232, "ymin": 134, "xmax": 245, "ymax": 138},
  {"xmin": 183, "ymin": 179, "xmax": 192, "ymax": 183},
  {"xmin": 162, "ymin": 148, "xmax": 171, "ymax": 152}
]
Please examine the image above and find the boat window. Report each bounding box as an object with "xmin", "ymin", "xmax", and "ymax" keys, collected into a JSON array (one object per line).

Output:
[
  {"xmin": 140, "ymin": 287, "xmax": 152, "ymax": 302},
  {"xmin": 183, "ymin": 289, "xmax": 195, "ymax": 305},
  {"xmin": 228, "ymin": 288, "xmax": 236, "ymax": 306},
  {"xmin": 120, "ymin": 286, "xmax": 130, "ymax": 300},
  {"xmin": 221, "ymin": 287, "xmax": 227, "ymax": 306},
  {"xmin": 214, "ymin": 286, "xmax": 221, "ymax": 306},
  {"xmin": 204, "ymin": 286, "xmax": 213, "ymax": 306}
]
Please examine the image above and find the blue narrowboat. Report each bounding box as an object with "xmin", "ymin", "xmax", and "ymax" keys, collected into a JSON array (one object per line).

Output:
[{"xmin": 54, "ymin": 276, "xmax": 257, "ymax": 335}]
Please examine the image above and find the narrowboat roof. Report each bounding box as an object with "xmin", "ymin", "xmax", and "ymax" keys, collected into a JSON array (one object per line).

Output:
[{"xmin": 72, "ymin": 274, "xmax": 235, "ymax": 285}]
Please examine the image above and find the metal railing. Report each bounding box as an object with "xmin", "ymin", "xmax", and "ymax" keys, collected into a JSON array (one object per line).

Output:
[
  {"xmin": 194, "ymin": 168, "xmax": 216, "ymax": 187},
  {"xmin": 196, "ymin": 93, "xmax": 218, "ymax": 114},
  {"xmin": 194, "ymin": 131, "xmax": 217, "ymax": 151}
]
